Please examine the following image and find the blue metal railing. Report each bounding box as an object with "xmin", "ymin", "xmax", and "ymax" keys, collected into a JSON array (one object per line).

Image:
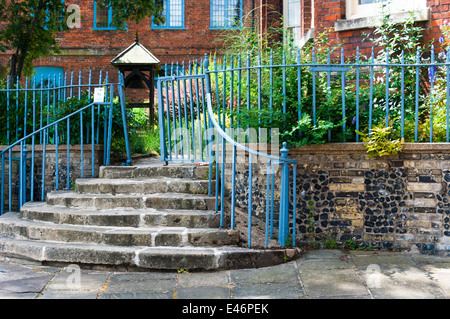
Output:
[
  {"xmin": 156, "ymin": 45, "xmax": 450, "ymax": 247},
  {"xmin": 157, "ymin": 57, "xmax": 298, "ymax": 248},
  {"xmin": 0, "ymin": 71, "xmax": 131, "ymax": 214}
]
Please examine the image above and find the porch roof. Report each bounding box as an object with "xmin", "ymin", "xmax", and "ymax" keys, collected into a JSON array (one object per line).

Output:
[{"xmin": 111, "ymin": 39, "xmax": 160, "ymax": 67}]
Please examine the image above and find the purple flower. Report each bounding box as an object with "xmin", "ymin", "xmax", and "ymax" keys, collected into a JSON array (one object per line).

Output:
[
  {"xmin": 439, "ymin": 36, "xmax": 445, "ymax": 44},
  {"xmin": 352, "ymin": 116, "xmax": 357, "ymax": 125},
  {"xmin": 428, "ymin": 66, "xmax": 437, "ymax": 84}
]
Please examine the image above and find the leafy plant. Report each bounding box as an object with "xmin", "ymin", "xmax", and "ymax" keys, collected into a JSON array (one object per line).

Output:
[
  {"xmin": 324, "ymin": 235, "xmax": 337, "ymax": 249},
  {"xmin": 357, "ymin": 125, "xmax": 404, "ymax": 158}
]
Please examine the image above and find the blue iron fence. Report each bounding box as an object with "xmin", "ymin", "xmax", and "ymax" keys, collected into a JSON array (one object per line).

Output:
[
  {"xmin": 156, "ymin": 45, "xmax": 450, "ymax": 248},
  {"xmin": 0, "ymin": 71, "xmax": 132, "ymax": 214}
]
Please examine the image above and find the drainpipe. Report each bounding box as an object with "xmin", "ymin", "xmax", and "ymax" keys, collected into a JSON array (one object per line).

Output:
[{"xmin": 252, "ymin": 0, "xmax": 255, "ymax": 32}]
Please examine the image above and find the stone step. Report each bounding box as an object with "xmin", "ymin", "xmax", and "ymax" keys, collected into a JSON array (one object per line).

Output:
[
  {"xmin": 46, "ymin": 191, "xmax": 217, "ymax": 210},
  {"xmin": 75, "ymin": 177, "xmax": 212, "ymax": 195},
  {"xmin": 0, "ymin": 212, "xmax": 238, "ymax": 247},
  {"xmin": 0, "ymin": 236, "xmax": 300, "ymax": 270},
  {"xmin": 99, "ymin": 164, "xmax": 213, "ymax": 180},
  {"xmin": 20, "ymin": 202, "xmax": 220, "ymax": 228}
]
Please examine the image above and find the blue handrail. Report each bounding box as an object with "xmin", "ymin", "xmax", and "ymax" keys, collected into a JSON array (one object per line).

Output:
[
  {"xmin": 1, "ymin": 78, "xmax": 132, "ymax": 215},
  {"xmin": 204, "ymin": 56, "xmax": 298, "ymax": 248}
]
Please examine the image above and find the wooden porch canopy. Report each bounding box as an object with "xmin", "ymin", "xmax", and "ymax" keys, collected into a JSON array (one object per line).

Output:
[{"xmin": 111, "ymin": 36, "xmax": 160, "ymax": 125}]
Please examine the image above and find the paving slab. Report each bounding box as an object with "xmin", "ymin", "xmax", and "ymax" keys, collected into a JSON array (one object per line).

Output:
[
  {"xmin": 229, "ymin": 263, "xmax": 300, "ymax": 284},
  {"xmin": 422, "ymin": 263, "xmax": 450, "ymax": 298},
  {"xmin": 176, "ymin": 286, "xmax": 231, "ymax": 299},
  {"xmin": 232, "ymin": 283, "xmax": 305, "ymax": 299}
]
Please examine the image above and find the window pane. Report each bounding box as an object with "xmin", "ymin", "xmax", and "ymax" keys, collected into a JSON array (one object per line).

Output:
[
  {"xmin": 169, "ymin": 0, "xmax": 183, "ymax": 27},
  {"xmin": 154, "ymin": 0, "xmax": 167, "ymax": 26},
  {"xmin": 358, "ymin": 0, "xmax": 384, "ymax": 4},
  {"xmin": 288, "ymin": 0, "xmax": 301, "ymax": 27},
  {"xmin": 96, "ymin": 4, "xmax": 110, "ymax": 28},
  {"xmin": 212, "ymin": 0, "xmax": 241, "ymax": 28},
  {"xmin": 227, "ymin": 0, "xmax": 240, "ymax": 27},
  {"xmin": 212, "ymin": 0, "xmax": 226, "ymax": 27}
]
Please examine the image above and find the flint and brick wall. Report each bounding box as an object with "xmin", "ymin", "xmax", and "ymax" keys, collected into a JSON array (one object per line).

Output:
[
  {"xmin": 227, "ymin": 143, "xmax": 450, "ymax": 255},
  {"xmin": 0, "ymin": 144, "xmax": 103, "ymax": 212}
]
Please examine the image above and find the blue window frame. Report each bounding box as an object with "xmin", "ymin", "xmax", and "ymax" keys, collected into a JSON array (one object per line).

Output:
[
  {"xmin": 93, "ymin": 1, "xmax": 116, "ymax": 30},
  {"xmin": 33, "ymin": 67, "xmax": 64, "ymax": 88},
  {"xmin": 152, "ymin": 0, "xmax": 185, "ymax": 29},
  {"xmin": 210, "ymin": 0, "xmax": 242, "ymax": 29}
]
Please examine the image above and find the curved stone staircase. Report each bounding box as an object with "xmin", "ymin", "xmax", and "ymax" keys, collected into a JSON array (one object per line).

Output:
[{"xmin": 0, "ymin": 162, "xmax": 299, "ymax": 270}]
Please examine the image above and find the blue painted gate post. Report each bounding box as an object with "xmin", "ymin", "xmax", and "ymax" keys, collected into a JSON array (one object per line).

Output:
[{"xmin": 278, "ymin": 142, "xmax": 290, "ymax": 247}]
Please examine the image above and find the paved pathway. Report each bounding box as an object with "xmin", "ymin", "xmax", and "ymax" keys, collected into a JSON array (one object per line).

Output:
[{"xmin": 0, "ymin": 249, "xmax": 449, "ymax": 300}]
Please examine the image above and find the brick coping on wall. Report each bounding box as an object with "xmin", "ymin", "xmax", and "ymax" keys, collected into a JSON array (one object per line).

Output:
[{"xmin": 290, "ymin": 143, "xmax": 450, "ymax": 155}]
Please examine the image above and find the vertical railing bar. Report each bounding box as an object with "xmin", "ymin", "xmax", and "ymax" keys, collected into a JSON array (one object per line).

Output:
[
  {"xmin": 182, "ymin": 62, "xmax": 190, "ymax": 160},
  {"xmin": 246, "ymin": 52, "xmax": 250, "ymax": 137},
  {"xmin": 78, "ymin": 70, "xmax": 82, "ymax": 98},
  {"xmin": 164, "ymin": 67, "xmax": 172, "ymax": 159},
  {"xmin": 356, "ymin": 47, "xmax": 360, "ymax": 142},
  {"xmin": 201, "ymin": 62, "xmax": 208, "ymax": 162},
  {"xmin": 30, "ymin": 78, "xmax": 36, "ymax": 202},
  {"xmin": 157, "ymin": 79, "xmax": 168, "ymax": 163},
  {"xmin": 24, "ymin": 78, "xmax": 28, "ymax": 138},
  {"xmin": 176, "ymin": 63, "xmax": 184, "ymax": 159},
  {"xmin": 96, "ymin": 71, "xmax": 102, "ymax": 144},
  {"xmin": 430, "ymin": 45, "xmax": 435, "ymax": 143},
  {"xmin": 41, "ymin": 129, "xmax": 47, "ymax": 201},
  {"xmin": 66, "ymin": 116, "xmax": 70, "ymax": 189},
  {"xmin": 401, "ymin": 50, "xmax": 405, "ymax": 139},
  {"xmin": 8, "ymin": 148, "xmax": 12, "ymax": 212},
  {"xmin": 103, "ymin": 72, "xmax": 109, "ymax": 165},
  {"xmin": 257, "ymin": 52, "xmax": 262, "ymax": 137},
  {"xmin": 312, "ymin": 48, "xmax": 316, "ymax": 126},
  {"xmin": 15, "ymin": 76, "xmax": 19, "ymax": 141},
  {"xmin": 91, "ymin": 103, "xmax": 95, "ymax": 177},
  {"xmin": 55, "ymin": 122, "xmax": 59, "ymax": 189},
  {"xmin": 220, "ymin": 58, "xmax": 226, "ymax": 226},
  {"xmin": 282, "ymin": 50, "xmax": 286, "ymax": 123},
  {"xmin": 297, "ymin": 49, "xmax": 302, "ymax": 138},
  {"xmin": 6, "ymin": 76, "xmax": 10, "ymax": 145},
  {"xmin": 326, "ymin": 49, "xmax": 332, "ymax": 142},
  {"xmin": 248, "ymin": 153, "xmax": 253, "ymax": 247},
  {"xmin": 19, "ymin": 141, "xmax": 23, "ymax": 208},
  {"xmin": 270, "ymin": 161, "xmax": 274, "ymax": 239},
  {"xmin": 292, "ymin": 163, "xmax": 297, "ymax": 247},
  {"xmin": 415, "ymin": 47, "xmax": 420, "ymax": 142},
  {"xmin": 1, "ymin": 154, "xmax": 4, "ymax": 215},
  {"xmin": 385, "ymin": 48, "xmax": 390, "ymax": 128},
  {"xmin": 265, "ymin": 158, "xmax": 271, "ymax": 247},
  {"xmin": 70, "ymin": 71, "xmax": 74, "ymax": 98},
  {"xmin": 447, "ymin": 50, "xmax": 450, "ymax": 143},
  {"xmin": 38, "ymin": 76, "xmax": 43, "ymax": 143},
  {"xmin": 195, "ymin": 62, "xmax": 202, "ymax": 161},
  {"xmin": 188, "ymin": 62, "xmax": 195, "ymax": 160},
  {"xmin": 341, "ymin": 48, "xmax": 346, "ymax": 142},
  {"xmin": 369, "ymin": 47, "xmax": 374, "ymax": 137}
]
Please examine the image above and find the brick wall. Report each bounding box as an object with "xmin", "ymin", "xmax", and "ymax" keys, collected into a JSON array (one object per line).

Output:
[{"xmin": 295, "ymin": 0, "xmax": 450, "ymax": 57}]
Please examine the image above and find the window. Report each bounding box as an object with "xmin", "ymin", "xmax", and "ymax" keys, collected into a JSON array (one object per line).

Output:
[
  {"xmin": 152, "ymin": 0, "xmax": 185, "ymax": 29},
  {"xmin": 210, "ymin": 0, "xmax": 242, "ymax": 29},
  {"xmin": 33, "ymin": 67, "xmax": 64, "ymax": 88},
  {"xmin": 284, "ymin": 0, "xmax": 301, "ymax": 45},
  {"xmin": 346, "ymin": 0, "xmax": 427, "ymax": 20},
  {"xmin": 93, "ymin": 1, "xmax": 116, "ymax": 30}
]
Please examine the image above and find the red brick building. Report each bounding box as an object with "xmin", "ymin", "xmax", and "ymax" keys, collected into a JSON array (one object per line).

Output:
[
  {"xmin": 284, "ymin": 0, "xmax": 449, "ymax": 56},
  {"xmin": 0, "ymin": 0, "xmax": 281, "ymax": 84}
]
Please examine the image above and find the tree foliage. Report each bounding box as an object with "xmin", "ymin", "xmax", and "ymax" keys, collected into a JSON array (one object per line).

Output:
[{"xmin": 0, "ymin": 0, "xmax": 164, "ymax": 79}]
